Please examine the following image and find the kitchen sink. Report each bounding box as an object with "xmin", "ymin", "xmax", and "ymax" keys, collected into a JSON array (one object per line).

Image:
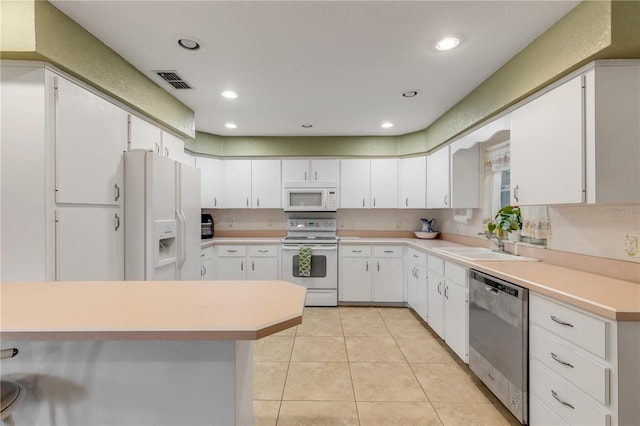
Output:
[{"xmin": 432, "ymin": 246, "xmax": 539, "ymax": 261}]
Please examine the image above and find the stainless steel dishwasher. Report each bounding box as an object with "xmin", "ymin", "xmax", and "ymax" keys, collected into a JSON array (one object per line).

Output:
[{"xmin": 469, "ymin": 269, "xmax": 528, "ymax": 424}]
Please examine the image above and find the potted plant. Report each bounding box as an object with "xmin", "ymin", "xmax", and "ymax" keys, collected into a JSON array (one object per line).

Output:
[{"xmin": 487, "ymin": 205, "xmax": 522, "ymax": 241}]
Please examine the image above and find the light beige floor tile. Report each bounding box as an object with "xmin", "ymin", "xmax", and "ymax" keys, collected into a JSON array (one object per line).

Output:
[
  {"xmin": 358, "ymin": 401, "xmax": 443, "ymax": 426},
  {"xmin": 345, "ymin": 337, "xmax": 405, "ymax": 362},
  {"xmin": 291, "ymin": 337, "xmax": 348, "ymax": 362},
  {"xmin": 339, "ymin": 306, "xmax": 381, "ymax": 319},
  {"xmin": 383, "ymin": 318, "xmax": 433, "ymax": 338},
  {"xmin": 254, "ymin": 362, "xmax": 289, "ymax": 400},
  {"xmin": 377, "ymin": 307, "xmax": 417, "ymax": 321},
  {"xmin": 432, "ymin": 402, "xmax": 513, "ymax": 426},
  {"xmin": 254, "ymin": 336, "xmax": 295, "ymax": 362},
  {"xmin": 295, "ymin": 318, "xmax": 343, "ymax": 336},
  {"xmin": 350, "ymin": 362, "xmax": 427, "ymax": 402},
  {"xmin": 254, "ymin": 400, "xmax": 280, "ymax": 426},
  {"xmin": 394, "ymin": 335, "xmax": 455, "ymax": 364},
  {"xmin": 303, "ymin": 307, "xmax": 341, "ymax": 318},
  {"xmin": 274, "ymin": 325, "xmax": 297, "ymax": 336},
  {"xmin": 341, "ymin": 316, "xmax": 391, "ymax": 337},
  {"xmin": 277, "ymin": 401, "xmax": 359, "ymax": 426},
  {"xmin": 411, "ymin": 363, "xmax": 488, "ymax": 403},
  {"xmin": 283, "ymin": 362, "xmax": 354, "ymax": 401}
]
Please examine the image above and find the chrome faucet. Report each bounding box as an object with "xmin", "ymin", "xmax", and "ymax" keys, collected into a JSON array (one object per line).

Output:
[{"xmin": 478, "ymin": 231, "xmax": 507, "ymax": 253}]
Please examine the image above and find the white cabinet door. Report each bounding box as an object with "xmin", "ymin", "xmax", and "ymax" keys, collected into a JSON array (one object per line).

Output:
[
  {"xmin": 370, "ymin": 159, "xmax": 398, "ymax": 208},
  {"xmin": 426, "ymin": 146, "xmax": 451, "ymax": 208},
  {"xmin": 511, "ymin": 76, "xmax": 584, "ymax": 205},
  {"xmin": 223, "ymin": 160, "xmax": 252, "ymax": 208},
  {"xmin": 444, "ymin": 280, "xmax": 469, "ymax": 362},
  {"xmin": 282, "ymin": 159, "xmax": 309, "ymax": 182},
  {"xmin": 373, "ymin": 257, "xmax": 403, "ymax": 302},
  {"xmin": 56, "ymin": 207, "xmax": 123, "ymax": 281},
  {"xmin": 201, "ymin": 247, "xmax": 215, "ymax": 280},
  {"xmin": 428, "ymin": 271, "xmax": 445, "ymax": 339},
  {"xmin": 340, "ymin": 159, "xmax": 370, "ymax": 208},
  {"xmin": 310, "ymin": 159, "xmax": 339, "ymax": 182},
  {"xmin": 161, "ymin": 131, "xmax": 186, "ymax": 164},
  {"xmin": 252, "ymin": 160, "xmax": 281, "ymax": 208},
  {"xmin": 128, "ymin": 114, "xmax": 161, "ymax": 152},
  {"xmin": 217, "ymin": 258, "xmax": 246, "ymax": 280},
  {"xmin": 247, "ymin": 258, "xmax": 279, "ymax": 280},
  {"xmin": 407, "ymin": 265, "xmax": 418, "ymax": 309},
  {"xmin": 398, "ymin": 156, "xmax": 426, "ymax": 208},
  {"xmin": 415, "ymin": 266, "xmax": 428, "ymax": 322},
  {"xmin": 340, "ymin": 257, "xmax": 372, "ymax": 301},
  {"xmin": 196, "ymin": 157, "xmax": 224, "ymax": 208},
  {"xmin": 55, "ymin": 75, "xmax": 127, "ymax": 205}
]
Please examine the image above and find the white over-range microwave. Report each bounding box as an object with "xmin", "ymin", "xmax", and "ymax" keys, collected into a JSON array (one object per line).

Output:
[{"xmin": 283, "ymin": 182, "xmax": 338, "ymax": 212}]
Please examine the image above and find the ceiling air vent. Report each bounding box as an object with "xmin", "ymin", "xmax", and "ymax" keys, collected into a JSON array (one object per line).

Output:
[{"xmin": 154, "ymin": 70, "xmax": 192, "ymax": 90}]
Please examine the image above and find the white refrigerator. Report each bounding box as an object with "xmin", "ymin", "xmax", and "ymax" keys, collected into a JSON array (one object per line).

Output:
[{"xmin": 124, "ymin": 151, "xmax": 201, "ymax": 281}]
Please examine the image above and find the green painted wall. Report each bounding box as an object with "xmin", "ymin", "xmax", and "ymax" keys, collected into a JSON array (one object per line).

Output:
[{"xmin": 0, "ymin": 0, "xmax": 195, "ymax": 139}]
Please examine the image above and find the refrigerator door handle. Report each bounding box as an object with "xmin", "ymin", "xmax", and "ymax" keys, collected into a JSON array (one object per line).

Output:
[{"xmin": 177, "ymin": 210, "xmax": 187, "ymax": 269}]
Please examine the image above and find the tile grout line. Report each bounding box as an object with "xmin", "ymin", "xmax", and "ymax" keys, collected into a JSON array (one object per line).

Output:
[{"xmin": 340, "ymin": 307, "xmax": 362, "ymax": 425}]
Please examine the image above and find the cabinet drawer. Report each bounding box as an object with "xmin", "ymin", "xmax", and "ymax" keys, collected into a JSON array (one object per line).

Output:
[
  {"xmin": 216, "ymin": 245, "xmax": 247, "ymax": 257},
  {"xmin": 428, "ymin": 254, "xmax": 444, "ymax": 275},
  {"xmin": 531, "ymin": 325, "xmax": 610, "ymax": 405},
  {"xmin": 531, "ymin": 360, "xmax": 610, "ymax": 426},
  {"xmin": 530, "ymin": 394, "xmax": 569, "ymax": 426},
  {"xmin": 373, "ymin": 246, "xmax": 403, "ymax": 258},
  {"xmin": 407, "ymin": 248, "xmax": 427, "ymax": 268},
  {"xmin": 201, "ymin": 246, "xmax": 214, "ymax": 262},
  {"xmin": 248, "ymin": 245, "xmax": 278, "ymax": 257},
  {"xmin": 530, "ymin": 294, "xmax": 608, "ymax": 359},
  {"xmin": 342, "ymin": 245, "xmax": 371, "ymax": 257},
  {"xmin": 445, "ymin": 261, "xmax": 467, "ymax": 288}
]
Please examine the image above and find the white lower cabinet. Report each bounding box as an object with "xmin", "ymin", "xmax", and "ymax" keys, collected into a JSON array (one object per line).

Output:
[
  {"xmin": 529, "ymin": 292, "xmax": 640, "ymax": 426},
  {"xmin": 427, "ymin": 254, "xmax": 469, "ymax": 363},
  {"xmin": 215, "ymin": 245, "xmax": 279, "ymax": 280},
  {"xmin": 406, "ymin": 248, "xmax": 428, "ymax": 321},
  {"xmin": 200, "ymin": 246, "xmax": 215, "ymax": 280},
  {"xmin": 339, "ymin": 245, "xmax": 404, "ymax": 303}
]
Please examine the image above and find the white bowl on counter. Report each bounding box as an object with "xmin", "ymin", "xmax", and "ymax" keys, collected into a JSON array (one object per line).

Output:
[{"xmin": 414, "ymin": 231, "xmax": 439, "ymax": 239}]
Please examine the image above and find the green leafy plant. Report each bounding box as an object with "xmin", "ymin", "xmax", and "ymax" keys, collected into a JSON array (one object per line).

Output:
[{"xmin": 487, "ymin": 205, "xmax": 522, "ymax": 238}]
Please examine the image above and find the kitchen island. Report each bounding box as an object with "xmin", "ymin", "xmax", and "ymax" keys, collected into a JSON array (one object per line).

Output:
[{"xmin": 0, "ymin": 280, "xmax": 306, "ymax": 426}]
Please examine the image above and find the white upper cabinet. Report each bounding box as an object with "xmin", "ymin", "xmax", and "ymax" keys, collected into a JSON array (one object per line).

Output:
[
  {"xmin": 282, "ymin": 159, "xmax": 339, "ymax": 182},
  {"xmin": 161, "ymin": 130, "xmax": 186, "ymax": 164},
  {"xmin": 340, "ymin": 159, "xmax": 371, "ymax": 208},
  {"xmin": 128, "ymin": 114, "xmax": 161, "ymax": 152},
  {"xmin": 511, "ymin": 63, "xmax": 640, "ymax": 205},
  {"xmin": 223, "ymin": 160, "xmax": 252, "ymax": 208},
  {"xmin": 251, "ymin": 159, "xmax": 281, "ymax": 208},
  {"xmin": 370, "ymin": 159, "xmax": 398, "ymax": 208},
  {"xmin": 426, "ymin": 146, "xmax": 451, "ymax": 208},
  {"xmin": 398, "ymin": 156, "xmax": 426, "ymax": 209},
  {"xmin": 55, "ymin": 75, "xmax": 127, "ymax": 205},
  {"xmin": 196, "ymin": 156, "xmax": 224, "ymax": 208}
]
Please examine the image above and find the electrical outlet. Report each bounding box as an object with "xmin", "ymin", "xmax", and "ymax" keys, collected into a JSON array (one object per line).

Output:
[{"xmin": 624, "ymin": 234, "xmax": 639, "ymax": 257}]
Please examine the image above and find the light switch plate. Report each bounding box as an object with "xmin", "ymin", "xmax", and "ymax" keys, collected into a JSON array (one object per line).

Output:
[{"xmin": 624, "ymin": 234, "xmax": 639, "ymax": 257}]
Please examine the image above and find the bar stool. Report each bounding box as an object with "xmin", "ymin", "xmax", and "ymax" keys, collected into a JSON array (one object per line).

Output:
[{"xmin": 1, "ymin": 348, "xmax": 24, "ymax": 426}]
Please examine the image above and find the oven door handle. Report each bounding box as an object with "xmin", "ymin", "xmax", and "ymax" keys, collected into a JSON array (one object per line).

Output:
[{"xmin": 282, "ymin": 245, "xmax": 337, "ymax": 251}]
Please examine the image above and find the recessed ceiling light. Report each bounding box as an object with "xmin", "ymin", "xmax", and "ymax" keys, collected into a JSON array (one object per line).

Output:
[
  {"xmin": 402, "ymin": 91, "xmax": 418, "ymax": 98},
  {"xmin": 225, "ymin": 123, "xmax": 237, "ymax": 129},
  {"xmin": 222, "ymin": 91, "xmax": 238, "ymax": 99},
  {"xmin": 301, "ymin": 124, "xmax": 313, "ymax": 128},
  {"xmin": 178, "ymin": 38, "xmax": 200, "ymax": 51},
  {"xmin": 381, "ymin": 122, "xmax": 394, "ymax": 129},
  {"xmin": 435, "ymin": 36, "xmax": 460, "ymax": 51}
]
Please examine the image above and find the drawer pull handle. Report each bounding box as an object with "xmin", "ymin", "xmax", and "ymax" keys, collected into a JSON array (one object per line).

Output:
[
  {"xmin": 258, "ymin": 250, "xmax": 269, "ymax": 253},
  {"xmin": 551, "ymin": 390, "xmax": 574, "ymax": 410},
  {"xmin": 352, "ymin": 250, "xmax": 362, "ymax": 253},
  {"xmin": 413, "ymin": 254, "xmax": 418, "ymax": 258},
  {"xmin": 383, "ymin": 250, "xmax": 394, "ymax": 253},
  {"xmin": 227, "ymin": 250, "xmax": 238, "ymax": 253},
  {"xmin": 551, "ymin": 352, "xmax": 574, "ymax": 368},
  {"xmin": 550, "ymin": 316, "xmax": 574, "ymax": 327}
]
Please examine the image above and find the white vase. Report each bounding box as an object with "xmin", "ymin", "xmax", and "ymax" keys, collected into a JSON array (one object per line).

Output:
[{"xmin": 508, "ymin": 230, "xmax": 522, "ymax": 242}]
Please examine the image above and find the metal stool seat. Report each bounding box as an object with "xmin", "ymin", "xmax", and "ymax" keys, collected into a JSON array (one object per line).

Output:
[{"xmin": 1, "ymin": 348, "xmax": 24, "ymax": 426}]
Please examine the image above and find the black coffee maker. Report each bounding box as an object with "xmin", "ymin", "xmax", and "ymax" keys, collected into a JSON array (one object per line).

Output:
[{"xmin": 201, "ymin": 214, "xmax": 214, "ymax": 239}]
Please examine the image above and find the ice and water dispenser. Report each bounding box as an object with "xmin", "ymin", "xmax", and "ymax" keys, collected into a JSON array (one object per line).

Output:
[{"xmin": 154, "ymin": 220, "xmax": 177, "ymax": 268}]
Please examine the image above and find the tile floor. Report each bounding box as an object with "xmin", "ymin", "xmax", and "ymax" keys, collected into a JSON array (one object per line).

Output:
[{"xmin": 253, "ymin": 306, "xmax": 521, "ymax": 426}]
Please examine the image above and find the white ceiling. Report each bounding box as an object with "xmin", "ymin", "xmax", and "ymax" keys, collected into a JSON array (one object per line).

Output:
[{"xmin": 51, "ymin": 1, "xmax": 579, "ymax": 137}]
